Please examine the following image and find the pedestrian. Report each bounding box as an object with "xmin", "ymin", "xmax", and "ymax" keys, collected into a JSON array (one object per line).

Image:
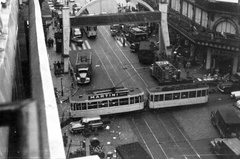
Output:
[
  {"xmin": 83, "ymin": 139, "xmax": 86, "ymax": 148},
  {"xmin": 182, "ymin": 59, "xmax": 186, "ymax": 69},
  {"xmin": 47, "ymin": 38, "xmax": 51, "ymax": 48},
  {"xmin": 54, "ymin": 61, "xmax": 57, "ymax": 76},
  {"xmin": 63, "ymin": 133, "xmax": 68, "ymax": 147},
  {"xmin": 122, "ymin": 37, "xmax": 126, "ymax": 47},
  {"xmin": 50, "ymin": 38, "xmax": 54, "ymax": 47},
  {"xmin": 57, "ymin": 61, "xmax": 61, "ymax": 68}
]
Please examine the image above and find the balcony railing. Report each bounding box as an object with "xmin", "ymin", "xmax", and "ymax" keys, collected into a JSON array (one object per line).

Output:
[
  {"xmin": 168, "ymin": 8, "xmax": 240, "ymax": 49},
  {"xmin": 0, "ymin": 0, "xmax": 66, "ymax": 158}
]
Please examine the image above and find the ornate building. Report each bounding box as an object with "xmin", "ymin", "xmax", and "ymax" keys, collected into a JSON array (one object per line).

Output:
[{"xmin": 167, "ymin": 0, "xmax": 240, "ymax": 75}]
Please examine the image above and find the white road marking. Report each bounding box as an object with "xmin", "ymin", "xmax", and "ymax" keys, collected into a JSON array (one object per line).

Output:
[
  {"xmin": 77, "ymin": 46, "xmax": 82, "ymax": 50},
  {"xmin": 117, "ymin": 40, "xmax": 122, "ymax": 46},
  {"xmin": 82, "ymin": 43, "xmax": 86, "ymax": 50},
  {"xmin": 85, "ymin": 40, "xmax": 91, "ymax": 49},
  {"xmin": 71, "ymin": 43, "xmax": 76, "ymax": 50}
]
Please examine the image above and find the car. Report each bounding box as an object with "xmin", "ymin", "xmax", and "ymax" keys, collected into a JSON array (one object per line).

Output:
[
  {"xmin": 231, "ymin": 91, "xmax": 240, "ymax": 100},
  {"xmin": 110, "ymin": 24, "xmax": 120, "ymax": 36},
  {"xmin": 233, "ymin": 100, "xmax": 240, "ymax": 109},
  {"xmin": 72, "ymin": 28, "xmax": 82, "ymax": 38},
  {"xmin": 130, "ymin": 42, "xmax": 140, "ymax": 52},
  {"xmin": 69, "ymin": 116, "xmax": 104, "ymax": 133}
]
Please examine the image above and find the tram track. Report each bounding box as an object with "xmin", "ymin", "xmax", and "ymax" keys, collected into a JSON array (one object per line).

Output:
[
  {"xmin": 154, "ymin": 111, "xmax": 201, "ymax": 159},
  {"xmin": 128, "ymin": 110, "xmax": 203, "ymax": 159},
  {"xmin": 130, "ymin": 114, "xmax": 168, "ymax": 159},
  {"xmin": 99, "ymin": 26, "xmax": 149, "ymax": 89}
]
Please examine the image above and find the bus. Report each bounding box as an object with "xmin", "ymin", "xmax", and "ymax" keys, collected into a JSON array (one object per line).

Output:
[
  {"xmin": 70, "ymin": 87, "xmax": 144, "ymax": 118},
  {"xmin": 147, "ymin": 82, "xmax": 209, "ymax": 109}
]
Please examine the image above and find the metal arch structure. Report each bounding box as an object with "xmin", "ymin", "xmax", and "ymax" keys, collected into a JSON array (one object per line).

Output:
[{"xmin": 75, "ymin": 0, "xmax": 154, "ymax": 17}]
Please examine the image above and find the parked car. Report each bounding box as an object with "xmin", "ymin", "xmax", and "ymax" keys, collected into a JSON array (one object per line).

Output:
[
  {"xmin": 233, "ymin": 100, "xmax": 240, "ymax": 109},
  {"xmin": 231, "ymin": 91, "xmax": 240, "ymax": 100},
  {"xmin": 69, "ymin": 116, "xmax": 104, "ymax": 133}
]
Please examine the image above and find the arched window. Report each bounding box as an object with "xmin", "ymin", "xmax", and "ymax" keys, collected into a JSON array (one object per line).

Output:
[{"xmin": 216, "ymin": 21, "xmax": 236, "ymax": 34}]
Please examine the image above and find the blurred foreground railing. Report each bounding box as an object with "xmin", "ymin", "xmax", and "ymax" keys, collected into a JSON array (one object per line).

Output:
[{"xmin": 18, "ymin": 0, "xmax": 65, "ymax": 158}]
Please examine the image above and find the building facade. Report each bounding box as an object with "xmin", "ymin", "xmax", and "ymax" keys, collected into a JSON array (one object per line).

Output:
[{"xmin": 167, "ymin": 0, "xmax": 240, "ymax": 75}]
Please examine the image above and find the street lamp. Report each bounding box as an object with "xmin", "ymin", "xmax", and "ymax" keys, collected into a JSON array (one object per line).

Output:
[{"xmin": 61, "ymin": 77, "xmax": 64, "ymax": 96}]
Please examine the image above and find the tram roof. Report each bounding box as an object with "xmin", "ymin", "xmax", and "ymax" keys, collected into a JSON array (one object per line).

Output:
[
  {"xmin": 148, "ymin": 82, "xmax": 209, "ymax": 93},
  {"xmin": 70, "ymin": 87, "xmax": 143, "ymax": 102}
]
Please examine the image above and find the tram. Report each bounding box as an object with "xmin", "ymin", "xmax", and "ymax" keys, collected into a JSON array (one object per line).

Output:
[
  {"xmin": 70, "ymin": 87, "xmax": 144, "ymax": 118},
  {"xmin": 147, "ymin": 82, "xmax": 209, "ymax": 109}
]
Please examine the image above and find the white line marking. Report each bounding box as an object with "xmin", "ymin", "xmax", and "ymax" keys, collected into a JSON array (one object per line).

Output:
[
  {"xmin": 117, "ymin": 40, "xmax": 123, "ymax": 46},
  {"xmin": 82, "ymin": 43, "xmax": 86, "ymax": 50},
  {"xmin": 85, "ymin": 40, "xmax": 91, "ymax": 49},
  {"xmin": 71, "ymin": 43, "xmax": 76, "ymax": 50},
  {"xmin": 77, "ymin": 46, "xmax": 82, "ymax": 50}
]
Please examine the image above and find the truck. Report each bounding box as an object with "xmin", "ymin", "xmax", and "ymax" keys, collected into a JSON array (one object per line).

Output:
[
  {"xmin": 116, "ymin": 142, "xmax": 152, "ymax": 159},
  {"xmin": 150, "ymin": 61, "xmax": 193, "ymax": 85},
  {"xmin": 75, "ymin": 51, "xmax": 92, "ymax": 84},
  {"xmin": 69, "ymin": 116, "xmax": 104, "ymax": 134},
  {"xmin": 211, "ymin": 108, "xmax": 240, "ymax": 138},
  {"xmin": 210, "ymin": 138, "xmax": 240, "ymax": 159},
  {"xmin": 136, "ymin": 41, "xmax": 157, "ymax": 64},
  {"xmin": 126, "ymin": 27, "xmax": 148, "ymax": 43}
]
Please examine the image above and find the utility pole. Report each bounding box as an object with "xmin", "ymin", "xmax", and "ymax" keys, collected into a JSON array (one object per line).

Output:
[{"xmin": 61, "ymin": 77, "xmax": 64, "ymax": 96}]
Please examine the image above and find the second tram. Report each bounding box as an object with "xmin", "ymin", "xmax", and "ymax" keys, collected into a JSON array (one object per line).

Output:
[{"xmin": 147, "ymin": 82, "xmax": 209, "ymax": 109}]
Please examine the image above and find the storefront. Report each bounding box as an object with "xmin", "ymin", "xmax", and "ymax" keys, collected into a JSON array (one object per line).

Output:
[{"xmin": 209, "ymin": 49, "xmax": 237, "ymax": 75}]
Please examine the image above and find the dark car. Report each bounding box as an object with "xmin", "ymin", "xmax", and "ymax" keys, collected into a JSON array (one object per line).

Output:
[
  {"xmin": 130, "ymin": 42, "xmax": 140, "ymax": 52},
  {"xmin": 110, "ymin": 24, "xmax": 120, "ymax": 36}
]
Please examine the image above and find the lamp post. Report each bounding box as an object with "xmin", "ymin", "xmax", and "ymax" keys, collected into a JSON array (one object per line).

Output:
[{"xmin": 61, "ymin": 77, "xmax": 64, "ymax": 96}]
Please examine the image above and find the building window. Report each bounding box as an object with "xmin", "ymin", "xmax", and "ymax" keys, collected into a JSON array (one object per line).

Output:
[
  {"xmin": 216, "ymin": 21, "xmax": 236, "ymax": 34},
  {"xmin": 187, "ymin": 3, "xmax": 193, "ymax": 20},
  {"xmin": 202, "ymin": 11, "xmax": 208, "ymax": 28},
  {"xmin": 182, "ymin": 1, "xmax": 187, "ymax": 16},
  {"xmin": 171, "ymin": 0, "xmax": 180, "ymax": 12},
  {"xmin": 195, "ymin": 7, "xmax": 201, "ymax": 25}
]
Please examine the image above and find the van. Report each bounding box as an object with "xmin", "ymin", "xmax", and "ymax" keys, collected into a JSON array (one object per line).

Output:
[{"xmin": 69, "ymin": 116, "xmax": 103, "ymax": 133}]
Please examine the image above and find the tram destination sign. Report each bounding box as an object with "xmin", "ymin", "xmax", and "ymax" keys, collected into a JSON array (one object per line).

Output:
[{"xmin": 88, "ymin": 92, "xmax": 128, "ymax": 100}]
